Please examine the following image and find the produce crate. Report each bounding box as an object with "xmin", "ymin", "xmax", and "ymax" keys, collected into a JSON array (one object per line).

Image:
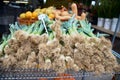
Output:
[
  {"xmin": 0, "ymin": 50, "xmax": 120, "ymax": 80},
  {"xmin": 17, "ymin": 18, "xmax": 38, "ymax": 25}
]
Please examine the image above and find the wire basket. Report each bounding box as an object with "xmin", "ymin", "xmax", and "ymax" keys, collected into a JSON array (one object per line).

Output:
[
  {"xmin": 0, "ymin": 68, "xmax": 116, "ymax": 80},
  {"xmin": 0, "ymin": 50, "xmax": 120, "ymax": 80}
]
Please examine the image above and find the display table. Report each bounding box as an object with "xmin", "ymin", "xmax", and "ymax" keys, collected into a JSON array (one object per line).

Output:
[{"xmin": 92, "ymin": 25, "xmax": 120, "ymax": 38}]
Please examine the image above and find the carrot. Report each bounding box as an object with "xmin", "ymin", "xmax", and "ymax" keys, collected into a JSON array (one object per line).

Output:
[
  {"xmin": 81, "ymin": 12, "xmax": 86, "ymax": 20},
  {"xmin": 39, "ymin": 78, "xmax": 48, "ymax": 80},
  {"xmin": 54, "ymin": 74, "xmax": 75, "ymax": 80},
  {"xmin": 71, "ymin": 3, "xmax": 78, "ymax": 16}
]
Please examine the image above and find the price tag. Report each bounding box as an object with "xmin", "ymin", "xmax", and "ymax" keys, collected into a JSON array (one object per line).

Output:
[{"xmin": 38, "ymin": 14, "xmax": 49, "ymax": 35}]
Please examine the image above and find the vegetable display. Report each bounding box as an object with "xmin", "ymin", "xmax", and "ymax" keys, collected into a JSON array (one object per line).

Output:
[
  {"xmin": 0, "ymin": 15, "xmax": 119, "ymax": 75},
  {"xmin": 18, "ymin": 6, "xmax": 55, "ymax": 25}
]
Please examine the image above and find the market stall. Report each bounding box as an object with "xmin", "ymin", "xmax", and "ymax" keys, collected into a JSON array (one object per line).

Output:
[{"xmin": 0, "ymin": 1, "xmax": 120, "ymax": 80}]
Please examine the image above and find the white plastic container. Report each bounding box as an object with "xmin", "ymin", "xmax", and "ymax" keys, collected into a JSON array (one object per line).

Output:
[
  {"xmin": 104, "ymin": 18, "xmax": 112, "ymax": 30},
  {"xmin": 111, "ymin": 18, "xmax": 118, "ymax": 32},
  {"xmin": 97, "ymin": 18, "xmax": 104, "ymax": 27}
]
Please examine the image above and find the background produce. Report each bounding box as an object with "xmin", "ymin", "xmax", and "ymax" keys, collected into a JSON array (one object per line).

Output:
[
  {"xmin": 18, "ymin": 6, "xmax": 55, "ymax": 25},
  {"xmin": 34, "ymin": 6, "xmax": 55, "ymax": 19},
  {"xmin": 0, "ymin": 15, "xmax": 119, "ymax": 75},
  {"xmin": 19, "ymin": 6, "xmax": 55, "ymax": 20}
]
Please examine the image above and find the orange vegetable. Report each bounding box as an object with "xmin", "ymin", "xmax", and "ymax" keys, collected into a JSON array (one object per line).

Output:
[
  {"xmin": 25, "ymin": 11, "xmax": 32, "ymax": 19},
  {"xmin": 76, "ymin": 16, "xmax": 82, "ymax": 20},
  {"xmin": 19, "ymin": 13, "xmax": 26, "ymax": 19},
  {"xmin": 71, "ymin": 3, "xmax": 78, "ymax": 16},
  {"xmin": 32, "ymin": 11, "xmax": 38, "ymax": 19},
  {"xmin": 49, "ymin": 13, "xmax": 55, "ymax": 19},
  {"xmin": 81, "ymin": 12, "xmax": 86, "ymax": 20},
  {"xmin": 61, "ymin": 11, "xmax": 70, "ymax": 16},
  {"xmin": 39, "ymin": 78, "xmax": 48, "ymax": 80},
  {"xmin": 54, "ymin": 74, "xmax": 75, "ymax": 80}
]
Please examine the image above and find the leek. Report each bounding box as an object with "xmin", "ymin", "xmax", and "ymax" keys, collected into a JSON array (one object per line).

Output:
[
  {"xmin": 96, "ymin": 32, "xmax": 109, "ymax": 38},
  {"xmin": 26, "ymin": 23, "xmax": 35, "ymax": 34},
  {"xmin": 79, "ymin": 20, "xmax": 96, "ymax": 37},
  {"xmin": 32, "ymin": 21, "xmax": 41, "ymax": 34},
  {"xmin": 0, "ymin": 34, "xmax": 11, "ymax": 56}
]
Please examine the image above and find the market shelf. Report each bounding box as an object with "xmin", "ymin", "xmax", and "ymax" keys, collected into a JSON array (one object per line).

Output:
[{"xmin": 92, "ymin": 25, "xmax": 120, "ymax": 38}]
